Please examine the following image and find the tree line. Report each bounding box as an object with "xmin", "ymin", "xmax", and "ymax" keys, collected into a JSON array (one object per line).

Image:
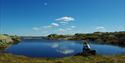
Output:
[{"xmin": 47, "ymin": 31, "xmax": 125, "ymax": 46}]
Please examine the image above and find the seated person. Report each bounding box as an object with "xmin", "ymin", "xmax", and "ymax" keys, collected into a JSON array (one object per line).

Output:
[{"xmin": 82, "ymin": 41, "xmax": 91, "ymax": 52}]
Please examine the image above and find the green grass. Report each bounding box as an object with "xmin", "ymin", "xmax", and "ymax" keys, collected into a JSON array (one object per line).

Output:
[{"xmin": 0, "ymin": 54, "xmax": 125, "ymax": 63}]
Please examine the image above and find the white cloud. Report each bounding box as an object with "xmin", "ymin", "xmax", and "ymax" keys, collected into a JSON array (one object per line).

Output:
[
  {"xmin": 58, "ymin": 27, "xmax": 75, "ymax": 32},
  {"xmin": 96, "ymin": 26, "xmax": 105, "ymax": 30},
  {"xmin": 43, "ymin": 23, "xmax": 59, "ymax": 28},
  {"xmin": 70, "ymin": 26, "xmax": 76, "ymax": 28},
  {"xmin": 32, "ymin": 27, "xmax": 40, "ymax": 31},
  {"xmin": 59, "ymin": 22, "xmax": 68, "ymax": 25},
  {"xmin": 43, "ymin": 26, "xmax": 52, "ymax": 28},
  {"xmin": 59, "ymin": 28, "xmax": 66, "ymax": 32},
  {"xmin": 96, "ymin": 26, "xmax": 106, "ymax": 32},
  {"xmin": 56, "ymin": 16, "xmax": 75, "ymax": 22},
  {"xmin": 66, "ymin": 28, "xmax": 72, "ymax": 31},
  {"xmin": 51, "ymin": 23, "xmax": 59, "ymax": 27}
]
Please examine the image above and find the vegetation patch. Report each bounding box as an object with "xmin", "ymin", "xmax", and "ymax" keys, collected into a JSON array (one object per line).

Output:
[
  {"xmin": 0, "ymin": 53, "xmax": 125, "ymax": 63},
  {"xmin": 47, "ymin": 31, "xmax": 125, "ymax": 47}
]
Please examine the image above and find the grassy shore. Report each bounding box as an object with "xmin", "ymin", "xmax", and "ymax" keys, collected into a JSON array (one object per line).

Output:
[{"xmin": 0, "ymin": 53, "xmax": 125, "ymax": 63}]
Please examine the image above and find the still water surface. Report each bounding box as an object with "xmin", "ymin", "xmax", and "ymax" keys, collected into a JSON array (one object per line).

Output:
[{"xmin": 5, "ymin": 39, "xmax": 125, "ymax": 58}]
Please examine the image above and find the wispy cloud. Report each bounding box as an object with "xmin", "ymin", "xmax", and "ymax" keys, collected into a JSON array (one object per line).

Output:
[
  {"xmin": 51, "ymin": 23, "xmax": 59, "ymax": 27},
  {"xmin": 58, "ymin": 26, "xmax": 76, "ymax": 32},
  {"xmin": 32, "ymin": 27, "xmax": 41, "ymax": 31},
  {"xmin": 34, "ymin": 16, "xmax": 76, "ymax": 34},
  {"xmin": 59, "ymin": 28, "xmax": 66, "ymax": 32},
  {"xmin": 56, "ymin": 16, "xmax": 75, "ymax": 22},
  {"xmin": 66, "ymin": 28, "xmax": 72, "ymax": 31},
  {"xmin": 70, "ymin": 26, "xmax": 76, "ymax": 28},
  {"xmin": 43, "ymin": 26, "xmax": 52, "ymax": 28},
  {"xmin": 96, "ymin": 26, "xmax": 106, "ymax": 32},
  {"xmin": 59, "ymin": 22, "xmax": 68, "ymax": 25},
  {"xmin": 43, "ymin": 23, "xmax": 59, "ymax": 28}
]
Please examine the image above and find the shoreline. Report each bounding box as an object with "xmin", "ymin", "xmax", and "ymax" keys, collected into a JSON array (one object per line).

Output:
[
  {"xmin": 0, "ymin": 33, "xmax": 125, "ymax": 63},
  {"xmin": 0, "ymin": 34, "xmax": 21, "ymax": 50},
  {"xmin": 0, "ymin": 53, "xmax": 125, "ymax": 63}
]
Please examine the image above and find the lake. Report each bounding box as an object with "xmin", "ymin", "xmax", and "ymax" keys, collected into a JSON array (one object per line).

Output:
[{"xmin": 5, "ymin": 39, "xmax": 125, "ymax": 58}]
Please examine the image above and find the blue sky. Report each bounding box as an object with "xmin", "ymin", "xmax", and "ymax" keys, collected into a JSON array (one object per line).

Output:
[{"xmin": 0, "ymin": 0, "xmax": 125, "ymax": 36}]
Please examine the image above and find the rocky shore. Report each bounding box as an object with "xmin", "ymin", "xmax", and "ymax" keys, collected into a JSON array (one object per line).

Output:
[{"xmin": 0, "ymin": 34, "xmax": 21, "ymax": 50}]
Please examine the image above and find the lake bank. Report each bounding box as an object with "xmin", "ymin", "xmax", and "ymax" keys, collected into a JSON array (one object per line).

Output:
[
  {"xmin": 0, "ymin": 33, "xmax": 125, "ymax": 63},
  {"xmin": 0, "ymin": 53, "xmax": 125, "ymax": 63},
  {"xmin": 0, "ymin": 34, "xmax": 21, "ymax": 50},
  {"xmin": 0, "ymin": 32, "xmax": 125, "ymax": 59},
  {"xmin": 19, "ymin": 31, "xmax": 125, "ymax": 47},
  {"xmin": 46, "ymin": 31, "xmax": 125, "ymax": 47}
]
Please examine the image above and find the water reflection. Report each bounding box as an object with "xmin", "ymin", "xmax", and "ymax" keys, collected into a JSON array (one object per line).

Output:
[{"xmin": 5, "ymin": 39, "xmax": 125, "ymax": 58}]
